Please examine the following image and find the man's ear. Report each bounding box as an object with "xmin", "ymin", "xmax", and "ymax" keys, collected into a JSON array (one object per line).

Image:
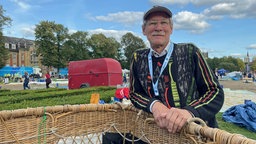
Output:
[
  {"xmin": 142, "ymin": 25, "xmax": 146, "ymax": 35},
  {"xmin": 170, "ymin": 25, "xmax": 173, "ymax": 35}
]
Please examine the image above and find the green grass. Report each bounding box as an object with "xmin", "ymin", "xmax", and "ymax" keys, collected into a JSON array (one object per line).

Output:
[{"xmin": 216, "ymin": 113, "xmax": 256, "ymax": 140}]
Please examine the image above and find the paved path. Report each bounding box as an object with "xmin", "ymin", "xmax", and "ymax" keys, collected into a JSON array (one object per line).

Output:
[
  {"xmin": 0, "ymin": 80, "xmax": 68, "ymax": 90},
  {"xmin": 220, "ymin": 88, "xmax": 256, "ymax": 112}
]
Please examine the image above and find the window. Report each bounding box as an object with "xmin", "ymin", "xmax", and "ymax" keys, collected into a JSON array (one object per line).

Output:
[
  {"xmin": 11, "ymin": 44, "xmax": 16, "ymax": 50},
  {"xmin": 21, "ymin": 53, "xmax": 25, "ymax": 61},
  {"xmin": 13, "ymin": 53, "xmax": 16, "ymax": 59},
  {"xmin": 5, "ymin": 43, "xmax": 9, "ymax": 49},
  {"xmin": 12, "ymin": 53, "xmax": 17, "ymax": 65}
]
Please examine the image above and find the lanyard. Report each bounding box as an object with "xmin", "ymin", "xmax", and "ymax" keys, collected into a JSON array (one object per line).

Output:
[{"xmin": 148, "ymin": 42, "xmax": 174, "ymax": 96}]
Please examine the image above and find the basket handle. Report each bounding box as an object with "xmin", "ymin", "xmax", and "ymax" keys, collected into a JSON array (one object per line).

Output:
[
  {"xmin": 143, "ymin": 117, "xmax": 208, "ymax": 135},
  {"xmin": 185, "ymin": 117, "xmax": 207, "ymax": 137},
  {"xmin": 144, "ymin": 118, "xmax": 155, "ymax": 124},
  {"xmin": 187, "ymin": 117, "xmax": 207, "ymax": 127}
]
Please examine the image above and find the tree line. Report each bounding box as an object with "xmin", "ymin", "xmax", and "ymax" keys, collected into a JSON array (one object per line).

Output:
[
  {"xmin": 207, "ymin": 57, "xmax": 246, "ymax": 73},
  {"xmin": 34, "ymin": 21, "xmax": 145, "ymax": 71}
]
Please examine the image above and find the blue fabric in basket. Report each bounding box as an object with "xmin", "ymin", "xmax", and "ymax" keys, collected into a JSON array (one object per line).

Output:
[{"xmin": 222, "ymin": 100, "xmax": 256, "ymax": 132}]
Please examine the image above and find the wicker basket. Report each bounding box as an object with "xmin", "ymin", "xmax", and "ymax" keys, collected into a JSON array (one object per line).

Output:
[{"xmin": 0, "ymin": 103, "xmax": 255, "ymax": 144}]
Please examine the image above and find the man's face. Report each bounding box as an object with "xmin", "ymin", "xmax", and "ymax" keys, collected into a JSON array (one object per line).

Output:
[{"xmin": 142, "ymin": 12, "xmax": 173, "ymax": 49}]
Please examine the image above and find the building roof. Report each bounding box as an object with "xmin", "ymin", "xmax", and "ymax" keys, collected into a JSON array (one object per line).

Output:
[
  {"xmin": 3, "ymin": 36, "xmax": 34, "ymax": 45},
  {"xmin": 3, "ymin": 36, "xmax": 34, "ymax": 49}
]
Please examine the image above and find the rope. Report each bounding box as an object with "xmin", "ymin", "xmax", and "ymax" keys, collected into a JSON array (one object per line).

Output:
[
  {"xmin": 40, "ymin": 104, "xmax": 149, "ymax": 143},
  {"xmin": 47, "ymin": 123, "xmax": 148, "ymax": 143},
  {"xmin": 114, "ymin": 103, "xmax": 148, "ymax": 143},
  {"xmin": 38, "ymin": 107, "xmax": 47, "ymax": 144},
  {"xmin": 122, "ymin": 104, "xmax": 127, "ymax": 144},
  {"xmin": 0, "ymin": 115, "xmax": 21, "ymax": 144},
  {"xmin": 103, "ymin": 123, "xmax": 147, "ymax": 143}
]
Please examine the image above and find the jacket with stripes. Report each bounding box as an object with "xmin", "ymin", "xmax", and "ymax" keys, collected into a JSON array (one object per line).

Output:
[{"xmin": 129, "ymin": 43, "xmax": 224, "ymax": 128}]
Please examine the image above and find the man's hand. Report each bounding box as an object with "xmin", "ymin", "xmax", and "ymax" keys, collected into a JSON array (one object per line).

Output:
[
  {"xmin": 151, "ymin": 101, "xmax": 169, "ymax": 128},
  {"xmin": 151, "ymin": 102, "xmax": 193, "ymax": 133},
  {"xmin": 165, "ymin": 108, "xmax": 193, "ymax": 133}
]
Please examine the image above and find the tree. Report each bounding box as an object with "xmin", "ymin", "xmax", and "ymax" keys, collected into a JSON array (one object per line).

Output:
[
  {"xmin": 55, "ymin": 24, "xmax": 69, "ymax": 72},
  {"xmin": 218, "ymin": 62, "xmax": 236, "ymax": 72},
  {"xmin": 0, "ymin": 6, "xmax": 12, "ymax": 68},
  {"xmin": 121, "ymin": 32, "xmax": 146, "ymax": 69},
  {"xmin": 250, "ymin": 57, "xmax": 256, "ymax": 71},
  {"xmin": 236, "ymin": 58, "xmax": 245, "ymax": 71},
  {"xmin": 62, "ymin": 31, "xmax": 90, "ymax": 62},
  {"xmin": 87, "ymin": 33, "xmax": 120, "ymax": 59},
  {"xmin": 220, "ymin": 56, "xmax": 244, "ymax": 72},
  {"xmin": 35, "ymin": 21, "xmax": 68, "ymax": 71},
  {"xmin": 206, "ymin": 57, "xmax": 222, "ymax": 71},
  {"xmin": 207, "ymin": 56, "xmax": 245, "ymax": 72},
  {"xmin": 0, "ymin": 31, "xmax": 9, "ymax": 68}
]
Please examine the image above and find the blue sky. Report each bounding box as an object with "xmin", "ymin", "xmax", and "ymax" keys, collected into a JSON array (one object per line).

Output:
[{"xmin": 2, "ymin": 0, "xmax": 256, "ymax": 59}]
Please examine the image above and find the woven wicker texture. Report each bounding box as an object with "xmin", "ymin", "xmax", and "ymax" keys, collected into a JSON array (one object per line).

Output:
[{"xmin": 0, "ymin": 103, "xmax": 255, "ymax": 144}]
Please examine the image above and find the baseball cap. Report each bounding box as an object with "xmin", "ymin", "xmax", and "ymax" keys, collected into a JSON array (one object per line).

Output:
[{"xmin": 143, "ymin": 6, "xmax": 172, "ymax": 20}]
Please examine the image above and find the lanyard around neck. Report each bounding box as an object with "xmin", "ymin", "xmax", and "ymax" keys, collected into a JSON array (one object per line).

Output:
[{"xmin": 148, "ymin": 42, "xmax": 174, "ymax": 96}]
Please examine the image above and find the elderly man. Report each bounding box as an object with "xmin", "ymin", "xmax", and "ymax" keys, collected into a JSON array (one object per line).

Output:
[{"xmin": 129, "ymin": 5, "xmax": 224, "ymax": 133}]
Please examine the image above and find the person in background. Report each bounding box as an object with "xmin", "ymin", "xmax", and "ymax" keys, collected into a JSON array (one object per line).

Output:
[
  {"xmin": 23, "ymin": 72, "xmax": 30, "ymax": 90},
  {"xmin": 123, "ymin": 72, "xmax": 127, "ymax": 84},
  {"xmin": 45, "ymin": 71, "xmax": 51, "ymax": 88},
  {"xmin": 214, "ymin": 68, "xmax": 219, "ymax": 80},
  {"xmin": 4, "ymin": 76, "xmax": 9, "ymax": 84},
  {"xmin": 129, "ymin": 5, "xmax": 224, "ymax": 134}
]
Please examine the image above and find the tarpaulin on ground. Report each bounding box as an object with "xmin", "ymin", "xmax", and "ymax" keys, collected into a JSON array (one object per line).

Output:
[{"xmin": 222, "ymin": 100, "xmax": 256, "ymax": 132}]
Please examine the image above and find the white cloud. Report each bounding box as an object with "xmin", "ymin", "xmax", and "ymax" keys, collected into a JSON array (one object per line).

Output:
[
  {"xmin": 10, "ymin": 0, "xmax": 31, "ymax": 11},
  {"xmin": 94, "ymin": 11, "xmax": 144, "ymax": 26},
  {"xmin": 203, "ymin": 1, "xmax": 256, "ymax": 19},
  {"xmin": 150, "ymin": 0, "xmax": 256, "ymax": 26},
  {"xmin": 3, "ymin": 24, "xmax": 35, "ymax": 39},
  {"xmin": 173, "ymin": 11, "xmax": 209, "ymax": 33},
  {"xmin": 93, "ymin": 9, "xmax": 211, "ymax": 33},
  {"xmin": 20, "ymin": 25, "xmax": 35, "ymax": 38},
  {"xmin": 88, "ymin": 28, "xmax": 138, "ymax": 42},
  {"xmin": 247, "ymin": 44, "xmax": 256, "ymax": 49},
  {"xmin": 147, "ymin": 0, "xmax": 256, "ymax": 34},
  {"xmin": 203, "ymin": 2, "xmax": 236, "ymax": 19}
]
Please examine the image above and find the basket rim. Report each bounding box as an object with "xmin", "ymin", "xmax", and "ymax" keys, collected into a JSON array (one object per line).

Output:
[{"xmin": 0, "ymin": 103, "xmax": 255, "ymax": 144}]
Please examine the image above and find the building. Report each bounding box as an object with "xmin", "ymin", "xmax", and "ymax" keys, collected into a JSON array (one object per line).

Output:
[
  {"xmin": 3, "ymin": 36, "xmax": 42, "ymax": 68},
  {"xmin": 244, "ymin": 51, "xmax": 250, "ymax": 73}
]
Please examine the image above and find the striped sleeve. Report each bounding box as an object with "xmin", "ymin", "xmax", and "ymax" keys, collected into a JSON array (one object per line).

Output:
[
  {"xmin": 129, "ymin": 52, "xmax": 158, "ymax": 113},
  {"xmin": 186, "ymin": 47, "xmax": 224, "ymax": 120}
]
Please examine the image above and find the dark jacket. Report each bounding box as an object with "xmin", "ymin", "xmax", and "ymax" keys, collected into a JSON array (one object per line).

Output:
[
  {"xmin": 129, "ymin": 43, "xmax": 224, "ymax": 128},
  {"xmin": 24, "ymin": 74, "xmax": 29, "ymax": 83}
]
